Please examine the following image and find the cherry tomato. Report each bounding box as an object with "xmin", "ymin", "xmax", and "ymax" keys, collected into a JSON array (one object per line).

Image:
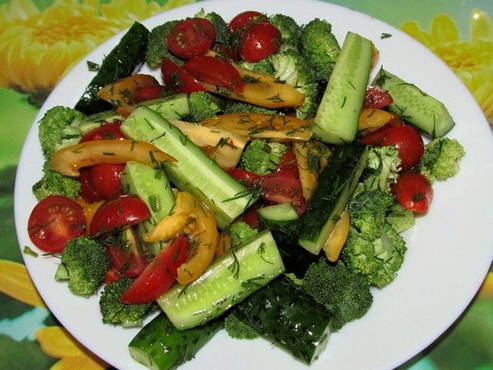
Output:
[
  {"xmin": 242, "ymin": 206, "xmax": 261, "ymax": 229},
  {"xmin": 360, "ymin": 121, "xmax": 424, "ymax": 170},
  {"xmin": 183, "ymin": 55, "xmax": 243, "ymax": 92},
  {"xmin": 226, "ymin": 168, "xmax": 260, "ymax": 186},
  {"xmin": 167, "ymin": 18, "xmax": 216, "ymax": 59},
  {"xmin": 121, "ymin": 234, "xmax": 190, "ymax": 304},
  {"xmin": 79, "ymin": 168, "xmax": 101, "ymax": 202},
  {"xmin": 79, "ymin": 164, "xmax": 125, "ymax": 202},
  {"xmin": 106, "ymin": 244, "xmax": 147, "ymax": 278},
  {"xmin": 161, "ymin": 57, "xmax": 206, "ymax": 93},
  {"xmin": 237, "ymin": 22, "xmax": 281, "ymax": 62},
  {"xmin": 393, "ymin": 172, "xmax": 433, "ymax": 213},
  {"xmin": 104, "ymin": 268, "xmax": 121, "ymax": 284},
  {"xmin": 363, "ymin": 86, "xmax": 393, "ymax": 109},
  {"xmin": 261, "ymin": 176, "xmax": 306, "ymax": 215},
  {"xmin": 229, "ymin": 11, "xmax": 268, "ymax": 32},
  {"xmin": 79, "ymin": 122, "xmax": 124, "ymax": 143},
  {"xmin": 90, "ymin": 195, "xmax": 150, "ymax": 236},
  {"xmin": 134, "ymin": 85, "xmax": 164, "ymax": 102},
  {"xmin": 28, "ymin": 195, "xmax": 86, "ymax": 253}
]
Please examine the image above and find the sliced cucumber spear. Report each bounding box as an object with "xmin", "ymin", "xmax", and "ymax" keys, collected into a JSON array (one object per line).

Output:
[
  {"xmin": 373, "ymin": 68, "xmax": 455, "ymax": 137},
  {"xmin": 313, "ymin": 32, "xmax": 373, "ymax": 144}
]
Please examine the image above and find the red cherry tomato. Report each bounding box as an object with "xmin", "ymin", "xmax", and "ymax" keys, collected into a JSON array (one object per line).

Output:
[
  {"xmin": 79, "ymin": 168, "xmax": 101, "ymax": 202},
  {"xmin": 161, "ymin": 57, "xmax": 206, "ymax": 93},
  {"xmin": 360, "ymin": 121, "xmax": 424, "ymax": 170},
  {"xmin": 393, "ymin": 172, "xmax": 433, "ymax": 213},
  {"xmin": 227, "ymin": 168, "xmax": 260, "ymax": 186},
  {"xmin": 106, "ymin": 244, "xmax": 148, "ymax": 278},
  {"xmin": 237, "ymin": 22, "xmax": 281, "ymax": 62},
  {"xmin": 28, "ymin": 195, "xmax": 86, "ymax": 253},
  {"xmin": 363, "ymin": 86, "xmax": 393, "ymax": 109},
  {"xmin": 89, "ymin": 195, "xmax": 150, "ymax": 236},
  {"xmin": 104, "ymin": 268, "xmax": 121, "ymax": 284},
  {"xmin": 167, "ymin": 18, "xmax": 216, "ymax": 59},
  {"xmin": 183, "ymin": 55, "xmax": 243, "ymax": 92},
  {"xmin": 134, "ymin": 85, "xmax": 164, "ymax": 102},
  {"xmin": 242, "ymin": 207, "xmax": 261, "ymax": 229},
  {"xmin": 79, "ymin": 122, "xmax": 124, "ymax": 143},
  {"xmin": 120, "ymin": 234, "xmax": 190, "ymax": 304},
  {"xmin": 260, "ymin": 176, "xmax": 306, "ymax": 215},
  {"xmin": 79, "ymin": 164, "xmax": 125, "ymax": 202},
  {"xmin": 229, "ymin": 11, "xmax": 268, "ymax": 32}
]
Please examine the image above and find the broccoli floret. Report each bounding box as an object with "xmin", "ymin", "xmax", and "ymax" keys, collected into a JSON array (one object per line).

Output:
[
  {"xmin": 362, "ymin": 146, "xmax": 401, "ymax": 192},
  {"xmin": 224, "ymin": 102, "xmax": 276, "ymax": 115},
  {"xmin": 240, "ymin": 139, "xmax": 287, "ymax": 175},
  {"xmin": 55, "ymin": 236, "xmax": 109, "ymax": 296},
  {"xmin": 300, "ymin": 19, "xmax": 340, "ymax": 81},
  {"xmin": 38, "ymin": 106, "xmax": 85, "ymax": 159},
  {"xmin": 269, "ymin": 14, "xmax": 302, "ymax": 46},
  {"xmin": 237, "ymin": 58, "xmax": 275, "ymax": 76},
  {"xmin": 32, "ymin": 161, "xmax": 81, "ymax": 200},
  {"xmin": 146, "ymin": 21, "xmax": 182, "ymax": 68},
  {"xmin": 188, "ymin": 92, "xmax": 225, "ymax": 122},
  {"xmin": 419, "ymin": 137, "xmax": 465, "ymax": 183},
  {"xmin": 302, "ymin": 259, "xmax": 372, "ymax": 331},
  {"xmin": 99, "ymin": 278, "xmax": 153, "ymax": 327},
  {"xmin": 195, "ymin": 9, "xmax": 230, "ymax": 46},
  {"xmin": 228, "ymin": 221, "xmax": 258, "ymax": 248},
  {"xmin": 385, "ymin": 203, "xmax": 415, "ymax": 233},
  {"xmin": 224, "ymin": 312, "xmax": 259, "ymax": 339}
]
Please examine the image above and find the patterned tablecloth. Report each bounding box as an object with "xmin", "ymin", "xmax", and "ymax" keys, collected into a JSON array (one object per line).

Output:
[{"xmin": 0, "ymin": 0, "xmax": 492, "ymax": 369}]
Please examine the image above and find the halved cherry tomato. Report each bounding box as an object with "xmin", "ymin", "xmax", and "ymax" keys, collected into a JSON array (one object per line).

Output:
[
  {"xmin": 229, "ymin": 11, "xmax": 268, "ymax": 32},
  {"xmin": 360, "ymin": 121, "xmax": 424, "ymax": 170},
  {"xmin": 79, "ymin": 164, "xmax": 125, "ymax": 202},
  {"xmin": 363, "ymin": 86, "xmax": 393, "ymax": 109},
  {"xmin": 393, "ymin": 172, "xmax": 433, "ymax": 213},
  {"xmin": 183, "ymin": 55, "xmax": 243, "ymax": 92},
  {"xmin": 90, "ymin": 195, "xmax": 150, "ymax": 236},
  {"xmin": 134, "ymin": 85, "xmax": 164, "ymax": 102},
  {"xmin": 161, "ymin": 58, "xmax": 206, "ymax": 93},
  {"xmin": 79, "ymin": 168, "xmax": 101, "ymax": 203},
  {"xmin": 237, "ymin": 22, "xmax": 281, "ymax": 62},
  {"xmin": 79, "ymin": 122, "xmax": 124, "ymax": 143},
  {"xmin": 167, "ymin": 18, "xmax": 216, "ymax": 59},
  {"xmin": 106, "ymin": 244, "xmax": 147, "ymax": 278},
  {"xmin": 28, "ymin": 195, "xmax": 86, "ymax": 253},
  {"xmin": 261, "ymin": 176, "xmax": 306, "ymax": 214},
  {"xmin": 226, "ymin": 168, "xmax": 260, "ymax": 186},
  {"xmin": 120, "ymin": 234, "xmax": 190, "ymax": 304},
  {"xmin": 242, "ymin": 205, "xmax": 260, "ymax": 229},
  {"xmin": 104, "ymin": 268, "xmax": 121, "ymax": 284}
]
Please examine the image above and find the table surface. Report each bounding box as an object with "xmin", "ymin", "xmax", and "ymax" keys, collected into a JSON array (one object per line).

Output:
[{"xmin": 0, "ymin": 0, "xmax": 492, "ymax": 369}]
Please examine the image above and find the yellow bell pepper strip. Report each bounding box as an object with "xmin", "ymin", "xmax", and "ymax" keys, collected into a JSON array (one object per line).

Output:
[
  {"xmin": 215, "ymin": 232, "xmax": 232, "ymax": 258},
  {"xmin": 76, "ymin": 197, "xmax": 104, "ymax": 234},
  {"xmin": 358, "ymin": 108, "xmax": 395, "ymax": 132},
  {"xmin": 50, "ymin": 139, "xmax": 175, "ymax": 177},
  {"xmin": 200, "ymin": 113, "xmax": 312, "ymax": 141},
  {"xmin": 97, "ymin": 74, "xmax": 159, "ymax": 106},
  {"xmin": 323, "ymin": 208, "xmax": 350, "ymax": 262}
]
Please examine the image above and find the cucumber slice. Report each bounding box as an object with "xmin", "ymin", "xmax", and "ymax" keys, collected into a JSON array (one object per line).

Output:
[
  {"xmin": 129, "ymin": 313, "xmax": 221, "ymax": 370},
  {"xmin": 373, "ymin": 68, "xmax": 455, "ymax": 137},
  {"xmin": 313, "ymin": 32, "xmax": 372, "ymax": 144},
  {"xmin": 258, "ymin": 203, "xmax": 299, "ymax": 231},
  {"xmin": 121, "ymin": 162, "xmax": 175, "ymax": 256},
  {"xmin": 157, "ymin": 230, "xmax": 285, "ymax": 330},
  {"xmin": 122, "ymin": 107, "xmax": 254, "ymax": 229},
  {"xmin": 299, "ymin": 143, "xmax": 369, "ymax": 254}
]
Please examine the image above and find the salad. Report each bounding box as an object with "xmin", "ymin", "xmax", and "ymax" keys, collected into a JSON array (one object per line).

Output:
[{"xmin": 25, "ymin": 8, "xmax": 466, "ymax": 370}]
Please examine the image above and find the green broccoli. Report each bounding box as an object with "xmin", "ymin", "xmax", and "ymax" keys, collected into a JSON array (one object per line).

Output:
[
  {"xmin": 385, "ymin": 203, "xmax": 415, "ymax": 233},
  {"xmin": 228, "ymin": 221, "xmax": 258, "ymax": 248},
  {"xmin": 55, "ymin": 236, "xmax": 109, "ymax": 297},
  {"xmin": 224, "ymin": 312, "xmax": 259, "ymax": 339},
  {"xmin": 269, "ymin": 14, "xmax": 302, "ymax": 46},
  {"xmin": 302, "ymin": 259, "xmax": 372, "ymax": 331},
  {"xmin": 237, "ymin": 58, "xmax": 275, "ymax": 76},
  {"xmin": 362, "ymin": 146, "xmax": 401, "ymax": 192},
  {"xmin": 32, "ymin": 162, "xmax": 81, "ymax": 200},
  {"xmin": 38, "ymin": 106, "xmax": 85, "ymax": 159},
  {"xmin": 99, "ymin": 278, "xmax": 153, "ymax": 327},
  {"xmin": 419, "ymin": 137, "xmax": 465, "ymax": 183},
  {"xmin": 240, "ymin": 139, "xmax": 287, "ymax": 175},
  {"xmin": 187, "ymin": 92, "xmax": 225, "ymax": 122},
  {"xmin": 146, "ymin": 21, "xmax": 182, "ymax": 68},
  {"xmin": 299, "ymin": 19, "xmax": 340, "ymax": 81},
  {"xmin": 195, "ymin": 9, "xmax": 230, "ymax": 46},
  {"xmin": 224, "ymin": 102, "xmax": 276, "ymax": 115}
]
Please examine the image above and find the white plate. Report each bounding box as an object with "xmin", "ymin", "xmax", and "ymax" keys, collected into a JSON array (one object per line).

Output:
[{"xmin": 14, "ymin": 1, "xmax": 493, "ymax": 369}]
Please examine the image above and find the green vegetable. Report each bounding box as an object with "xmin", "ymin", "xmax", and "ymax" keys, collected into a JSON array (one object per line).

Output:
[
  {"xmin": 419, "ymin": 137, "xmax": 465, "ymax": 183},
  {"xmin": 302, "ymin": 259, "xmax": 373, "ymax": 331},
  {"xmin": 145, "ymin": 20, "xmax": 181, "ymax": 68},
  {"xmin": 32, "ymin": 162, "xmax": 81, "ymax": 200},
  {"xmin": 55, "ymin": 236, "xmax": 109, "ymax": 296},
  {"xmin": 258, "ymin": 203, "xmax": 299, "ymax": 236},
  {"xmin": 195, "ymin": 10, "xmax": 231, "ymax": 46},
  {"xmin": 188, "ymin": 92, "xmax": 225, "ymax": 122},
  {"xmin": 129, "ymin": 313, "xmax": 222, "ymax": 370},
  {"xmin": 362, "ymin": 146, "xmax": 401, "ymax": 192},
  {"xmin": 269, "ymin": 14, "xmax": 302, "ymax": 46},
  {"xmin": 237, "ymin": 58, "xmax": 275, "ymax": 75},
  {"xmin": 299, "ymin": 18, "xmax": 340, "ymax": 81},
  {"xmin": 99, "ymin": 278, "xmax": 153, "ymax": 327},
  {"xmin": 224, "ymin": 312, "xmax": 259, "ymax": 339},
  {"xmin": 228, "ymin": 221, "xmax": 258, "ymax": 248},
  {"xmin": 38, "ymin": 106, "xmax": 85, "ymax": 159},
  {"xmin": 240, "ymin": 139, "xmax": 287, "ymax": 175},
  {"xmin": 385, "ymin": 203, "xmax": 415, "ymax": 233},
  {"xmin": 224, "ymin": 101, "xmax": 275, "ymax": 115}
]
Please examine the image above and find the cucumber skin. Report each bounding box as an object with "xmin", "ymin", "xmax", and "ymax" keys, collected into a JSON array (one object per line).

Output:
[
  {"xmin": 299, "ymin": 144, "xmax": 369, "ymax": 254},
  {"xmin": 258, "ymin": 203, "xmax": 299, "ymax": 236},
  {"xmin": 122, "ymin": 107, "xmax": 253, "ymax": 229},
  {"xmin": 235, "ymin": 276, "xmax": 332, "ymax": 364},
  {"xmin": 158, "ymin": 231, "xmax": 285, "ymax": 330},
  {"xmin": 373, "ymin": 68, "xmax": 455, "ymax": 137},
  {"xmin": 313, "ymin": 32, "xmax": 372, "ymax": 144},
  {"xmin": 129, "ymin": 313, "xmax": 222, "ymax": 370},
  {"xmin": 75, "ymin": 22, "xmax": 149, "ymax": 114}
]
